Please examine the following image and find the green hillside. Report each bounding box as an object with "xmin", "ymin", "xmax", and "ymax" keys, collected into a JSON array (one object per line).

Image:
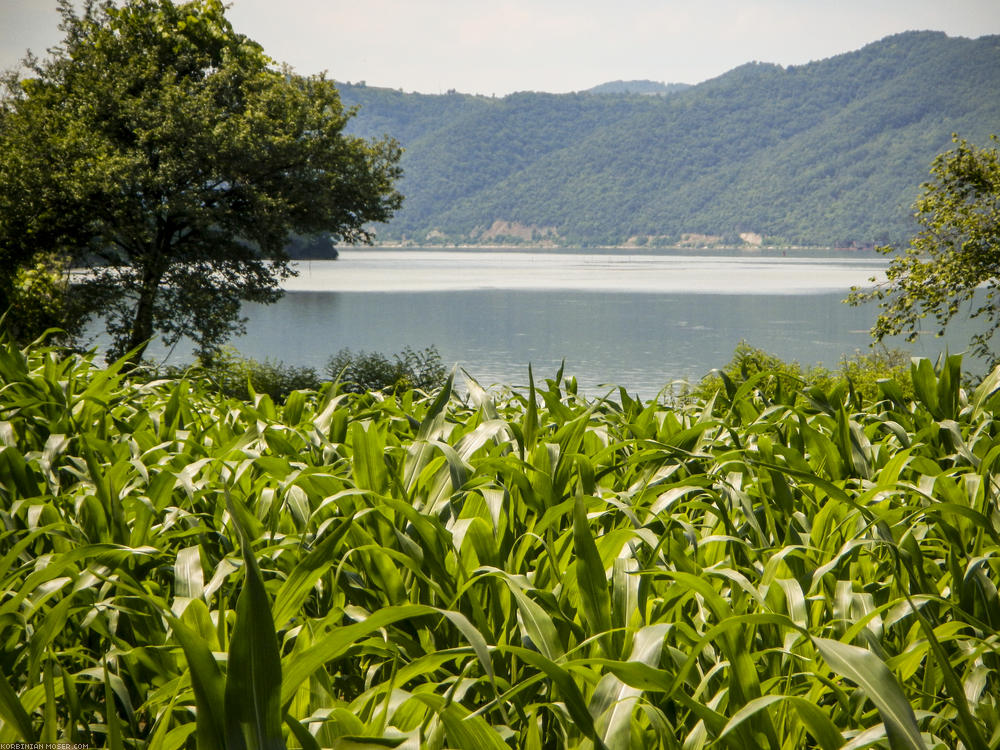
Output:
[{"xmin": 338, "ymin": 31, "xmax": 1000, "ymax": 247}]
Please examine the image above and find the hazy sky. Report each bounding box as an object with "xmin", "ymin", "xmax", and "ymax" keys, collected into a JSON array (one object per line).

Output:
[{"xmin": 2, "ymin": 0, "xmax": 999, "ymax": 95}]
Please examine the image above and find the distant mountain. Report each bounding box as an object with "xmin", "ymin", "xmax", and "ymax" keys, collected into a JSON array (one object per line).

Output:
[
  {"xmin": 337, "ymin": 32, "xmax": 1000, "ymax": 247},
  {"xmin": 584, "ymin": 80, "xmax": 691, "ymax": 95}
]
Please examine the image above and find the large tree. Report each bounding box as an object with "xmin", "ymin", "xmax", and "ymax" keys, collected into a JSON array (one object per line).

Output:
[
  {"xmin": 0, "ymin": 0, "xmax": 402, "ymax": 362},
  {"xmin": 848, "ymin": 135, "xmax": 1000, "ymax": 365}
]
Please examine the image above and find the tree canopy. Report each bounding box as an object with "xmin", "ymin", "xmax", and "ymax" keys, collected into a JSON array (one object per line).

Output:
[
  {"xmin": 0, "ymin": 0, "xmax": 402, "ymax": 361},
  {"xmin": 848, "ymin": 135, "xmax": 1000, "ymax": 364}
]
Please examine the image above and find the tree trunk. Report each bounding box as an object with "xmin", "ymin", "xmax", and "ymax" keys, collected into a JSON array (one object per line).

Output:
[{"xmin": 122, "ymin": 259, "xmax": 163, "ymax": 370}]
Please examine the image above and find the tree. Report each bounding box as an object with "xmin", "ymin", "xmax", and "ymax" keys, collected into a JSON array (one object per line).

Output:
[
  {"xmin": 0, "ymin": 0, "xmax": 402, "ymax": 364},
  {"xmin": 847, "ymin": 135, "xmax": 1000, "ymax": 364}
]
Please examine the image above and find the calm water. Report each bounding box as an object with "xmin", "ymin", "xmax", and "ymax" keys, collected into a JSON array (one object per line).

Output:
[{"xmin": 142, "ymin": 248, "xmax": 980, "ymax": 396}]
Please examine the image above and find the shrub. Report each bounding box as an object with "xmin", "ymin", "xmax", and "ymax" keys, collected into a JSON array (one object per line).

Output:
[
  {"xmin": 838, "ymin": 346, "xmax": 913, "ymax": 401},
  {"xmin": 326, "ymin": 345, "xmax": 446, "ymax": 393},
  {"xmin": 5, "ymin": 252, "xmax": 88, "ymax": 346},
  {"xmin": 158, "ymin": 344, "xmax": 447, "ymax": 402},
  {"xmin": 691, "ymin": 341, "xmax": 913, "ymax": 405},
  {"xmin": 164, "ymin": 346, "xmax": 321, "ymax": 402}
]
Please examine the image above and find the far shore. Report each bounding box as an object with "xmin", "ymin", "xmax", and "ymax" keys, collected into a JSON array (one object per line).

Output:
[{"xmin": 361, "ymin": 242, "xmax": 879, "ymax": 252}]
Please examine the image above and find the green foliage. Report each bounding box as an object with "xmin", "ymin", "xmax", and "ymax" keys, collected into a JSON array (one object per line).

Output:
[
  {"xmin": 0, "ymin": 0, "xmax": 401, "ymax": 364},
  {"xmin": 690, "ymin": 341, "xmax": 913, "ymax": 405},
  {"xmin": 157, "ymin": 344, "xmax": 447, "ymax": 402},
  {"xmin": 283, "ymin": 233, "xmax": 340, "ymax": 260},
  {"xmin": 2, "ymin": 333, "xmax": 1000, "ymax": 746},
  {"xmin": 337, "ymin": 31, "xmax": 1000, "ymax": 247},
  {"xmin": 848, "ymin": 135, "xmax": 1000, "ymax": 366},
  {"xmin": 3, "ymin": 252, "xmax": 86, "ymax": 346},
  {"xmin": 326, "ymin": 345, "xmax": 447, "ymax": 393},
  {"xmin": 166, "ymin": 346, "xmax": 321, "ymax": 403},
  {"xmin": 839, "ymin": 347, "xmax": 914, "ymax": 401}
]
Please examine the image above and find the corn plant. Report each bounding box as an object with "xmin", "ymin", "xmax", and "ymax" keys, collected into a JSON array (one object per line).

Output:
[{"xmin": 0, "ymin": 335, "xmax": 998, "ymax": 748}]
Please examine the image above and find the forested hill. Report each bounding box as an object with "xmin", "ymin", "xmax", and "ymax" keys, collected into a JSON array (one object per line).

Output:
[{"xmin": 337, "ymin": 31, "xmax": 1000, "ymax": 248}]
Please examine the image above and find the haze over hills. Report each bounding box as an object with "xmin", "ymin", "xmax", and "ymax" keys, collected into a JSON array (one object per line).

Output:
[
  {"xmin": 584, "ymin": 80, "xmax": 692, "ymax": 95},
  {"xmin": 336, "ymin": 31, "xmax": 1000, "ymax": 248}
]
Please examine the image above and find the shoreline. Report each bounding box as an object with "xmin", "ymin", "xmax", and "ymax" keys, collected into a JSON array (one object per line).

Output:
[{"xmin": 361, "ymin": 242, "xmax": 878, "ymax": 253}]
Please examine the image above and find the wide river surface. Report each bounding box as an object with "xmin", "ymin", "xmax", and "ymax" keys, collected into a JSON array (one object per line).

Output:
[{"xmin": 148, "ymin": 248, "xmax": 980, "ymax": 396}]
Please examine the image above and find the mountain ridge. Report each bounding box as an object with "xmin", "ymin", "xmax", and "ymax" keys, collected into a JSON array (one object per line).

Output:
[
  {"xmin": 337, "ymin": 31, "xmax": 1000, "ymax": 247},
  {"xmin": 584, "ymin": 80, "xmax": 691, "ymax": 95}
]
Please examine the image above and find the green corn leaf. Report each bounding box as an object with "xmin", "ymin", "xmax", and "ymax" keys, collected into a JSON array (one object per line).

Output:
[
  {"xmin": 416, "ymin": 368, "xmax": 453, "ymax": 440},
  {"xmin": 168, "ymin": 617, "xmax": 227, "ymax": 749},
  {"xmin": 438, "ymin": 701, "xmax": 507, "ymax": 750},
  {"xmin": 718, "ymin": 695, "xmax": 844, "ymax": 750},
  {"xmin": 27, "ymin": 594, "xmax": 75, "ymax": 682},
  {"xmin": 280, "ymin": 604, "xmax": 438, "ymax": 706},
  {"xmin": 350, "ymin": 421, "xmax": 388, "ymax": 494},
  {"xmin": 935, "ymin": 353, "xmax": 963, "ymax": 420},
  {"xmin": 428, "ymin": 438, "xmax": 471, "ymax": 500},
  {"xmin": 611, "ymin": 557, "xmax": 639, "ymax": 656},
  {"xmin": 910, "ymin": 358, "xmax": 941, "ymax": 419},
  {"xmin": 103, "ymin": 661, "xmax": 124, "ymax": 750},
  {"xmin": 970, "ymin": 362, "xmax": 1000, "ymax": 417},
  {"xmin": 282, "ymin": 712, "xmax": 322, "ymax": 750},
  {"xmin": 590, "ymin": 624, "xmax": 669, "ymax": 750},
  {"xmin": 0, "ymin": 667, "xmax": 36, "ymax": 742},
  {"xmin": 403, "ymin": 439, "xmax": 437, "ymax": 494},
  {"xmin": 41, "ymin": 659, "xmax": 56, "ymax": 743},
  {"xmin": 523, "ymin": 364, "xmax": 538, "ymax": 456},
  {"xmin": 503, "ymin": 645, "xmax": 608, "ymax": 750},
  {"xmin": 225, "ymin": 494, "xmax": 285, "ymax": 750},
  {"xmin": 409, "ymin": 693, "xmax": 507, "ymax": 750},
  {"xmin": 0, "ymin": 445, "xmax": 42, "ymax": 498},
  {"xmin": 573, "ymin": 497, "xmax": 612, "ymax": 647},
  {"xmin": 814, "ymin": 637, "xmax": 926, "ymax": 750},
  {"xmin": 509, "ymin": 583, "xmax": 565, "ymax": 661},
  {"xmin": 330, "ymin": 739, "xmax": 407, "ymax": 749},
  {"xmin": 282, "ymin": 389, "xmax": 307, "ymax": 425},
  {"xmin": 174, "ymin": 545, "xmax": 204, "ymax": 601},
  {"xmin": 437, "ymin": 608, "xmax": 495, "ymax": 682},
  {"xmin": 271, "ymin": 513, "xmax": 355, "ymax": 629},
  {"xmin": 903, "ymin": 596, "xmax": 988, "ymax": 750},
  {"xmin": 60, "ymin": 670, "xmax": 81, "ymax": 744},
  {"xmin": 146, "ymin": 693, "xmax": 181, "ymax": 750}
]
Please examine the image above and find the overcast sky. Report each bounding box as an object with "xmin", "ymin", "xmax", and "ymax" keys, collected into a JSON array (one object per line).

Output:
[{"xmin": 2, "ymin": 0, "xmax": 999, "ymax": 95}]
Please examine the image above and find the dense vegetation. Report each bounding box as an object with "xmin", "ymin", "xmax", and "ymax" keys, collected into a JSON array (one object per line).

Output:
[
  {"xmin": 2, "ymin": 334, "xmax": 999, "ymax": 748},
  {"xmin": 0, "ymin": 0, "xmax": 401, "ymax": 364},
  {"xmin": 339, "ymin": 31, "xmax": 1000, "ymax": 247},
  {"xmin": 165, "ymin": 345, "xmax": 448, "ymax": 402}
]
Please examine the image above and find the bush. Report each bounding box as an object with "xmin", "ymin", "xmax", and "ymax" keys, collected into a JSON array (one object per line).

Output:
[
  {"xmin": 838, "ymin": 347, "xmax": 913, "ymax": 402},
  {"xmin": 163, "ymin": 347, "xmax": 321, "ymax": 403},
  {"xmin": 5, "ymin": 252, "xmax": 88, "ymax": 346},
  {"xmin": 157, "ymin": 345, "xmax": 447, "ymax": 402},
  {"xmin": 691, "ymin": 341, "xmax": 913, "ymax": 405},
  {"xmin": 326, "ymin": 345, "xmax": 447, "ymax": 394}
]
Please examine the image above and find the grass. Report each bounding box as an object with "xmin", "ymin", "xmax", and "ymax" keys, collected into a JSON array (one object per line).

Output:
[{"xmin": 0, "ymin": 335, "xmax": 998, "ymax": 748}]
